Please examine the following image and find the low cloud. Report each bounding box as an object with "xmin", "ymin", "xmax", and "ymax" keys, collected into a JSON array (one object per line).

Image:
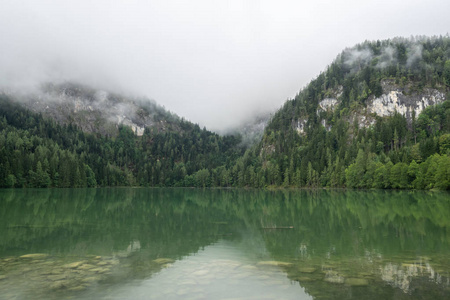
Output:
[
  {"xmin": 376, "ymin": 46, "xmax": 397, "ymax": 68},
  {"xmin": 1, "ymin": 1, "xmax": 449, "ymax": 132},
  {"xmin": 344, "ymin": 48, "xmax": 373, "ymax": 72},
  {"xmin": 406, "ymin": 43, "xmax": 423, "ymax": 67},
  {"xmin": 342, "ymin": 38, "xmax": 427, "ymax": 74}
]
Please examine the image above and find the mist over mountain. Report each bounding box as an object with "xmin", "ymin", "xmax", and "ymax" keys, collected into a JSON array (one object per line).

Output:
[
  {"xmin": 2, "ymin": 1, "xmax": 450, "ymax": 132},
  {"xmin": 250, "ymin": 36, "xmax": 450, "ymax": 189},
  {"xmin": 2, "ymin": 82, "xmax": 183, "ymax": 137},
  {"xmin": 1, "ymin": 80, "xmax": 271, "ymax": 147},
  {"xmin": 1, "ymin": 36, "xmax": 450, "ymax": 189},
  {"xmin": 229, "ymin": 112, "xmax": 272, "ymax": 147}
]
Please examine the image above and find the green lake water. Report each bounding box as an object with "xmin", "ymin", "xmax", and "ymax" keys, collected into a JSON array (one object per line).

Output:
[{"xmin": 0, "ymin": 188, "xmax": 449, "ymax": 300}]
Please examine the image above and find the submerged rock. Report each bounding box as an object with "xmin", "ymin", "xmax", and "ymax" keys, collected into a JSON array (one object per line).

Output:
[
  {"xmin": 81, "ymin": 276, "xmax": 102, "ymax": 283},
  {"xmin": 63, "ymin": 261, "xmax": 85, "ymax": 269},
  {"xmin": 50, "ymin": 269, "xmax": 65, "ymax": 275},
  {"xmin": 47, "ymin": 274, "xmax": 67, "ymax": 281},
  {"xmin": 19, "ymin": 254, "xmax": 48, "ymax": 259},
  {"xmin": 102, "ymin": 258, "xmax": 119, "ymax": 266},
  {"xmin": 78, "ymin": 264, "xmax": 96, "ymax": 270},
  {"xmin": 257, "ymin": 261, "xmax": 292, "ymax": 267},
  {"xmin": 68, "ymin": 285, "xmax": 87, "ymax": 292},
  {"xmin": 298, "ymin": 267, "xmax": 317, "ymax": 273},
  {"xmin": 324, "ymin": 271, "xmax": 345, "ymax": 284},
  {"xmin": 90, "ymin": 267, "xmax": 110, "ymax": 274},
  {"xmin": 345, "ymin": 278, "xmax": 369, "ymax": 286},
  {"xmin": 49, "ymin": 281, "xmax": 68, "ymax": 290},
  {"xmin": 153, "ymin": 258, "xmax": 175, "ymax": 265},
  {"xmin": 3, "ymin": 258, "xmax": 15, "ymax": 263}
]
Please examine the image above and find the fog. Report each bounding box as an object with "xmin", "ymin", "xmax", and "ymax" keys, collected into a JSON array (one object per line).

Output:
[{"xmin": 1, "ymin": 0, "xmax": 449, "ymax": 132}]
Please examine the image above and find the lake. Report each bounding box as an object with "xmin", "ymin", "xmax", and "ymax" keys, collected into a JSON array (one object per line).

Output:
[{"xmin": 0, "ymin": 188, "xmax": 449, "ymax": 300}]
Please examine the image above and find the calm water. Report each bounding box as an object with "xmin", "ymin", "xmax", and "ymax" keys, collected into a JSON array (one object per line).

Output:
[{"xmin": 0, "ymin": 188, "xmax": 449, "ymax": 300}]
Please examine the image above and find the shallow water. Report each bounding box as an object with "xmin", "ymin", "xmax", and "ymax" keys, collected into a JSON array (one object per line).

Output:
[{"xmin": 0, "ymin": 188, "xmax": 449, "ymax": 299}]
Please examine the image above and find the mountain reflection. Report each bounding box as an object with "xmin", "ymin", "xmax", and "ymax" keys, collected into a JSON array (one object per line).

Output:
[{"xmin": 0, "ymin": 188, "xmax": 449, "ymax": 299}]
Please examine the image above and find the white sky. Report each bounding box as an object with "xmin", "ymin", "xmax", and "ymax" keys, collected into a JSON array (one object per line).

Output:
[{"xmin": 1, "ymin": 0, "xmax": 449, "ymax": 132}]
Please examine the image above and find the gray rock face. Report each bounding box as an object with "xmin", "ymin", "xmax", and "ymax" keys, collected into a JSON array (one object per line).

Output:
[
  {"xmin": 318, "ymin": 98, "xmax": 338, "ymax": 112},
  {"xmin": 297, "ymin": 80, "xmax": 447, "ymax": 134},
  {"xmin": 5, "ymin": 82, "xmax": 179, "ymax": 137},
  {"xmin": 368, "ymin": 81, "xmax": 445, "ymax": 121},
  {"xmin": 295, "ymin": 118, "xmax": 308, "ymax": 134}
]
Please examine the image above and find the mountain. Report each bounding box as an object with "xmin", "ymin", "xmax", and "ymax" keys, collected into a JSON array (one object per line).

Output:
[
  {"xmin": 0, "ymin": 85, "xmax": 245, "ymax": 188},
  {"xmin": 227, "ymin": 36, "xmax": 450, "ymax": 189},
  {"xmin": 5, "ymin": 82, "xmax": 184, "ymax": 137},
  {"xmin": 227, "ymin": 111, "xmax": 272, "ymax": 147},
  {"xmin": 1, "ymin": 36, "xmax": 449, "ymax": 189}
]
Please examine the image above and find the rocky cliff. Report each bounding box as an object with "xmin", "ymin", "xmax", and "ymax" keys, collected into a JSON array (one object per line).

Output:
[
  {"xmin": 6, "ymin": 83, "xmax": 179, "ymax": 137},
  {"xmin": 294, "ymin": 80, "xmax": 446, "ymax": 134}
]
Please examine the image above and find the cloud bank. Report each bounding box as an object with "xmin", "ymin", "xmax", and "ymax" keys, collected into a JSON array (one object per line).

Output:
[{"xmin": 1, "ymin": 0, "xmax": 450, "ymax": 132}]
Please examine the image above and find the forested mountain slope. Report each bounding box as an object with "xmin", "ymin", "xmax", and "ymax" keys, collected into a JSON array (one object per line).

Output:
[
  {"xmin": 227, "ymin": 36, "xmax": 450, "ymax": 189},
  {"xmin": 0, "ymin": 92, "xmax": 244, "ymax": 188},
  {"xmin": 7, "ymin": 82, "xmax": 184, "ymax": 137},
  {"xmin": 1, "ymin": 36, "xmax": 450, "ymax": 189}
]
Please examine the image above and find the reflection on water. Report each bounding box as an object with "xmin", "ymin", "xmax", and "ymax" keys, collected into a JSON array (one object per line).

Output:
[
  {"xmin": 107, "ymin": 240, "xmax": 312, "ymax": 300},
  {"xmin": 0, "ymin": 188, "xmax": 449, "ymax": 299}
]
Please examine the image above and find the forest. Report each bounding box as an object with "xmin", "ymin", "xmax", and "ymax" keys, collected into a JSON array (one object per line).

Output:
[{"xmin": 0, "ymin": 36, "xmax": 450, "ymax": 189}]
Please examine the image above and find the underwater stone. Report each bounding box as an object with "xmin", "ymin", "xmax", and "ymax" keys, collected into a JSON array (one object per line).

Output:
[
  {"xmin": 78, "ymin": 264, "xmax": 96, "ymax": 270},
  {"xmin": 68, "ymin": 285, "xmax": 87, "ymax": 292},
  {"xmin": 47, "ymin": 274, "xmax": 67, "ymax": 281},
  {"xmin": 81, "ymin": 276, "xmax": 102, "ymax": 283},
  {"xmin": 298, "ymin": 267, "xmax": 317, "ymax": 273},
  {"xmin": 19, "ymin": 254, "xmax": 48, "ymax": 259},
  {"xmin": 49, "ymin": 281, "xmax": 68, "ymax": 290},
  {"xmin": 257, "ymin": 261, "xmax": 293, "ymax": 267},
  {"xmin": 63, "ymin": 261, "xmax": 85, "ymax": 269},
  {"xmin": 153, "ymin": 258, "xmax": 175, "ymax": 264},
  {"xmin": 345, "ymin": 278, "xmax": 369, "ymax": 286},
  {"xmin": 90, "ymin": 267, "xmax": 110, "ymax": 274},
  {"xmin": 3, "ymin": 258, "xmax": 15, "ymax": 262},
  {"xmin": 324, "ymin": 271, "xmax": 345, "ymax": 284}
]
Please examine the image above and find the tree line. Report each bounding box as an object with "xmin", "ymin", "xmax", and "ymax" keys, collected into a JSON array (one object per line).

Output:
[
  {"xmin": 0, "ymin": 96, "xmax": 244, "ymax": 188},
  {"xmin": 1, "ymin": 36, "xmax": 450, "ymax": 189},
  {"xmin": 219, "ymin": 36, "xmax": 450, "ymax": 190}
]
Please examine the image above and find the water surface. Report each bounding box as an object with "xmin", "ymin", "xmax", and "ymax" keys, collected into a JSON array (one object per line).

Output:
[{"xmin": 0, "ymin": 188, "xmax": 449, "ymax": 299}]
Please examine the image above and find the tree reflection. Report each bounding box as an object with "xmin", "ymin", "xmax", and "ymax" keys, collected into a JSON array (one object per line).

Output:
[
  {"xmin": 1, "ymin": 188, "xmax": 449, "ymax": 298},
  {"xmin": 1, "ymin": 189, "xmax": 449, "ymax": 258}
]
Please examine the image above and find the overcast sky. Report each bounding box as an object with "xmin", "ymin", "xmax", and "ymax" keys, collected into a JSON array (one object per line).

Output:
[{"xmin": 1, "ymin": 1, "xmax": 449, "ymax": 132}]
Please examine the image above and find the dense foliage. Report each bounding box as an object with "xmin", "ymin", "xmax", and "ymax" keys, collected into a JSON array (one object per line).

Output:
[
  {"xmin": 1, "ymin": 36, "xmax": 450, "ymax": 189},
  {"xmin": 0, "ymin": 96, "xmax": 244, "ymax": 188},
  {"xmin": 222, "ymin": 36, "xmax": 450, "ymax": 190}
]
